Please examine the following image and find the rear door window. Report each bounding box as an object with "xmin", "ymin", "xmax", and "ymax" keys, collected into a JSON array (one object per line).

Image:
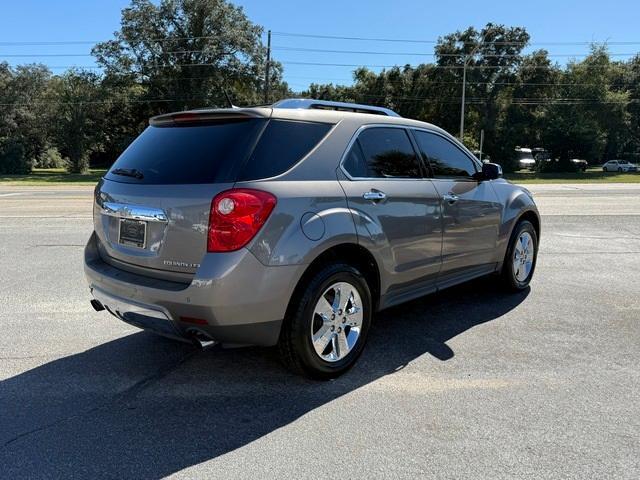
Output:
[
  {"xmin": 238, "ymin": 120, "xmax": 332, "ymax": 181},
  {"xmin": 343, "ymin": 127, "xmax": 422, "ymax": 178},
  {"xmin": 105, "ymin": 119, "xmax": 266, "ymax": 184}
]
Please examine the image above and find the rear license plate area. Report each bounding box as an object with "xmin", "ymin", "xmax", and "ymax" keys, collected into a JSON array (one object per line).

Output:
[{"xmin": 118, "ymin": 218, "xmax": 147, "ymax": 248}]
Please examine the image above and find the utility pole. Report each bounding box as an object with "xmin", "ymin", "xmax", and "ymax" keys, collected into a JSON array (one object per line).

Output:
[
  {"xmin": 459, "ymin": 30, "xmax": 492, "ymax": 141},
  {"xmin": 459, "ymin": 58, "xmax": 469, "ymax": 140},
  {"xmin": 264, "ymin": 30, "xmax": 271, "ymax": 104}
]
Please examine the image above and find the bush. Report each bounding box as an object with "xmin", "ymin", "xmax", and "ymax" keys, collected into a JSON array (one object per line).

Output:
[
  {"xmin": 36, "ymin": 147, "xmax": 70, "ymax": 169},
  {"xmin": 0, "ymin": 141, "xmax": 31, "ymax": 174}
]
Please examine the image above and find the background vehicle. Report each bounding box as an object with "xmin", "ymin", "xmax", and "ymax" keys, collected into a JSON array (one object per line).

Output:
[
  {"xmin": 85, "ymin": 99, "xmax": 540, "ymax": 379},
  {"xmin": 603, "ymin": 160, "xmax": 638, "ymax": 172},
  {"xmin": 570, "ymin": 159, "xmax": 588, "ymax": 172},
  {"xmin": 515, "ymin": 147, "xmax": 537, "ymax": 170}
]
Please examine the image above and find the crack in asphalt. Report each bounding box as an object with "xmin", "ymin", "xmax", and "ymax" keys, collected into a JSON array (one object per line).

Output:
[{"xmin": 2, "ymin": 347, "xmax": 203, "ymax": 449}]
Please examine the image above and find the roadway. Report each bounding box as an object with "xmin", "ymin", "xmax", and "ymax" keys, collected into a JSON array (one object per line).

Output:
[{"xmin": 0, "ymin": 183, "xmax": 638, "ymax": 479}]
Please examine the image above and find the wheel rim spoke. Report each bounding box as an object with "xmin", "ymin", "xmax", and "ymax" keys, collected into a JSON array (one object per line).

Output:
[
  {"xmin": 315, "ymin": 296, "xmax": 334, "ymax": 320},
  {"xmin": 331, "ymin": 286, "xmax": 342, "ymax": 312},
  {"xmin": 336, "ymin": 331, "xmax": 349, "ymax": 358},
  {"xmin": 312, "ymin": 323, "xmax": 333, "ymax": 356}
]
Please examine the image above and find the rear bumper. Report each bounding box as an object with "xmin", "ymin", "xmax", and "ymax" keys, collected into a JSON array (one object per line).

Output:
[{"xmin": 84, "ymin": 232, "xmax": 304, "ymax": 346}]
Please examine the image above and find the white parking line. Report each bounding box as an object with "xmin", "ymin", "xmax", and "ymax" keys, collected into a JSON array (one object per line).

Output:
[{"xmin": 0, "ymin": 193, "xmax": 26, "ymax": 197}]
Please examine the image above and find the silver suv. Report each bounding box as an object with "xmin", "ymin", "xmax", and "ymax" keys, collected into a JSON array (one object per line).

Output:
[{"xmin": 85, "ymin": 99, "xmax": 540, "ymax": 378}]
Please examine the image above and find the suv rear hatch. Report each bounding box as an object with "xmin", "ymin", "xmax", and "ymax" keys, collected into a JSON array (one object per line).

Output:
[{"xmin": 94, "ymin": 108, "xmax": 333, "ymax": 282}]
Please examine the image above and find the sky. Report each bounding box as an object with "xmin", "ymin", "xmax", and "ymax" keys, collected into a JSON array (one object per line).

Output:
[{"xmin": 2, "ymin": 0, "xmax": 640, "ymax": 91}]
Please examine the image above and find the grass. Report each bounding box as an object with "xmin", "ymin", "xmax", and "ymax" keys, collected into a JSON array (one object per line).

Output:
[
  {"xmin": 1, "ymin": 167, "xmax": 639, "ymax": 185},
  {"xmin": 503, "ymin": 167, "xmax": 640, "ymax": 184},
  {"xmin": 0, "ymin": 168, "xmax": 106, "ymax": 185}
]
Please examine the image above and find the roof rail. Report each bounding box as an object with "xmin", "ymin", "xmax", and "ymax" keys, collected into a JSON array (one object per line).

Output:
[{"xmin": 272, "ymin": 98, "xmax": 401, "ymax": 117}]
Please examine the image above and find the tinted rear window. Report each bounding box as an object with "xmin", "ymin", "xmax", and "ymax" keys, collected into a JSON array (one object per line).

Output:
[
  {"xmin": 238, "ymin": 120, "xmax": 332, "ymax": 181},
  {"xmin": 105, "ymin": 119, "xmax": 266, "ymax": 184}
]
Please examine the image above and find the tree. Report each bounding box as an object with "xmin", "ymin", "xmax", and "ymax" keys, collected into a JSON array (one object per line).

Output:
[
  {"xmin": 0, "ymin": 63, "xmax": 52, "ymax": 173},
  {"xmin": 434, "ymin": 23, "xmax": 531, "ymax": 165},
  {"xmin": 92, "ymin": 0, "xmax": 287, "ymax": 113},
  {"xmin": 542, "ymin": 45, "xmax": 629, "ymax": 164},
  {"xmin": 46, "ymin": 70, "xmax": 106, "ymax": 173},
  {"xmin": 497, "ymin": 50, "xmax": 560, "ymax": 170}
]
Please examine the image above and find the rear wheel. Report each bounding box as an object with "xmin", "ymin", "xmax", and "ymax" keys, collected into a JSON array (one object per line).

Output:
[
  {"xmin": 279, "ymin": 263, "xmax": 372, "ymax": 379},
  {"xmin": 618, "ymin": 167, "xmax": 623, "ymax": 172},
  {"xmin": 501, "ymin": 220, "xmax": 538, "ymax": 291}
]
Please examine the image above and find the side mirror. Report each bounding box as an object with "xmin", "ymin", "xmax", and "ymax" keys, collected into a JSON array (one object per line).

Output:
[{"xmin": 479, "ymin": 162, "xmax": 502, "ymax": 180}]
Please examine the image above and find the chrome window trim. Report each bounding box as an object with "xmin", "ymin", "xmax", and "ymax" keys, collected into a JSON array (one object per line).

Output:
[{"xmin": 339, "ymin": 123, "xmax": 482, "ymax": 181}]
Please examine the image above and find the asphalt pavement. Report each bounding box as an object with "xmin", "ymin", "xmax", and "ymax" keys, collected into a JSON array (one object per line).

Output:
[{"xmin": 0, "ymin": 183, "xmax": 638, "ymax": 479}]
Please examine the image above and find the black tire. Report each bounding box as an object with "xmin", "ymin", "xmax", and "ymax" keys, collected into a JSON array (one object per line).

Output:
[
  {"xmin": 278, "ymin": 263, "xmax": 372, "ymax": 379},
  {"xmin": 618, "ymin": 167, "xmax": 623, "ymax": 172},
  {"xmin": 501, "ymin": 220, "xmax": 538, "ymax": 291},
  {"xmin": 603, "ymin": 167, "xmax": 608, "ymax": 172}
]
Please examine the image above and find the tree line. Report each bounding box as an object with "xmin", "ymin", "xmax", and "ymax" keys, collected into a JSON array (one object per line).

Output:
[{"xmin": 1, "ymin": 1, "xmax": 639, "ymax": 174}]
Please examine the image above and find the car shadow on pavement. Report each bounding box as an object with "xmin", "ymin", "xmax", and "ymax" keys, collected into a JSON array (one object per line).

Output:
[{"xmin": 0, "ymin": 280, "xmax": 529, "ymax": 478}]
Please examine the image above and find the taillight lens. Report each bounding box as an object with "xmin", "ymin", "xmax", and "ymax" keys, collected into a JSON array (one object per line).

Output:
[{"xmin": 207, "ymin": 188, "xmax": 277, "ymax": 252}]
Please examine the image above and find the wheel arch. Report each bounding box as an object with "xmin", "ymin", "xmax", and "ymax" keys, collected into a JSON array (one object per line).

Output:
[
  {"xmin": 518, "ymin": 209, "xmax": 541, "ymax": 240},
  {"xmin": 286, "ymin": 243, "xmax": 381, "ymax": 319}
]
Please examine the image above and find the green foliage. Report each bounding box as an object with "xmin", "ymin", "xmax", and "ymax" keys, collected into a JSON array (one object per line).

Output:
[
  {"xmin": 45, "ymin": 70, "xmax": 106, "ymax": 173},
  {"xmin": 91, "ymin": 0, "xmax": 288, "ymax": 111},
  {"xmin": 303, "ymin": 31, "xmax": 639, "ymax": 171},
  {"xmin": 0, "ymin": 141, "xmax": 30, "ymax": 174},
  {"xmin": 2, "ymin": 12, "xmax": 640, "ymax": 178},
  {"xmin": 36, "ymin": 147, "xmax": 69, "ymax": 169}
]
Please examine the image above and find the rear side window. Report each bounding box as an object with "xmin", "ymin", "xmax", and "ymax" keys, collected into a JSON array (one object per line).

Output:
[
  {"xmin": 413, "ymin": 130, "xmax": 478, "ymax": 178},
  {"xmin": 343, "ymin": 127, "xmax": 422, "ymax": 178},
  {"xmin": 238, "ymin": 120, "xmax": 332, "ymax": 181},
  {"xmin": 106, "ymin": 119, "xmax": 266, "ymax": 184}
]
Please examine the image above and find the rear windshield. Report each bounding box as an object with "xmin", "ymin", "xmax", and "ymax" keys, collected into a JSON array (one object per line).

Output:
[
  {"xmin": 105, "ymin": 118, "xmax": 332, "ymax": 185},
  {"xmin": 105, "ymin": 119, "xmax": 266, "ymax": 184}
]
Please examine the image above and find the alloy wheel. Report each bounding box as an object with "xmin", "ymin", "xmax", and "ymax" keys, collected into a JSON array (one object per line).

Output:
[
  {"xmin": 310, "ymin": 282, "xmax": 363, "ymax": 362},
  {"xmin": 513, "ymin": 231, "xmax": 535, "ymax": 282}
]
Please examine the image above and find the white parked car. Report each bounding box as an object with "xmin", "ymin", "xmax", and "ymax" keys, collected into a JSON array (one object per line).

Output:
[{"xmin": 602, "ymin": 160, "xmax": 638, "ymax": 172}]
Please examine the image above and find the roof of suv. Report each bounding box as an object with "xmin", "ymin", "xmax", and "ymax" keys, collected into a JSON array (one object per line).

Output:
[{"xmin": 150, "ymin": 98, "xmax": 444, "ymax": 134}]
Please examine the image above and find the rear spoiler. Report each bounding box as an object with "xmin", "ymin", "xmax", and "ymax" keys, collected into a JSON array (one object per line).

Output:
[{"xmin": 150, "ymin": 109, "xmax": 268, "ymax": 126}]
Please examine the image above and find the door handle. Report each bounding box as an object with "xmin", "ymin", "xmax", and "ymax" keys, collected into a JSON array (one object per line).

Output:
[
  {"xmin": 443, "ymin": 193, "xmax": 459, "ymax": 204},
  {"xmin": 362, "ymin": 190, "xmax": 387, "ymax": 201}
]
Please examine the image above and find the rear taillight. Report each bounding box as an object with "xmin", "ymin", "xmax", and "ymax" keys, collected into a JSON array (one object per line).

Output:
[{"xmin": 207, "ymin": 188, "xmax": 277, "ymax": 252}]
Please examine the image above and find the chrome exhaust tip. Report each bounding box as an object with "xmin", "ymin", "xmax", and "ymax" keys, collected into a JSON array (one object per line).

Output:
[{"xmin": 187, "ymin": 329, "xmax": 216, "ymax": 349}]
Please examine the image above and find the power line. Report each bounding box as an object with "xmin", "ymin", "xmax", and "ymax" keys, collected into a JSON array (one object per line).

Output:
[
  {"xmin": 272, "ymin": 31, "xmax": 640, "ymax": 47},
  {"xmin": 272, "ymin": 46, "xmax": 638, "ymax": 58},
  {"xmin": 280, "ymin": 60, "xmax": 632, "ymax": 70},
  {"xmin": 2, "ymin": 32, "xmax": 640, "ymax": 48},
  {"xmin": 1, "ymin": 91, "xmax": 635, "ymax": 108},
  {"xmin": 0, "ymin": 35, "xmax": 254, "ymax": 46},
  {"xmin": 290, "ymin": 75, "xmax": 638, "ymax": 88},
  {"xmin": 2, "ymin": 48, "xmax": 639, "ymax": 61}
]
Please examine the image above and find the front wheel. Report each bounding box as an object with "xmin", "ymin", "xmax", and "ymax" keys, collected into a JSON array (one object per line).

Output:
[
  {"xmin": 501, "ymin": 220, "xmax": 538, "ymax": 291},
  {"xmin": 279, "ymin": 263, "xmax": 372, "ymax": 379},
  {"xmin": 618, "ymin": 167, "xmax": 623, "ymax": 172},
  {"xmin": 603, "ymin": 167, "xmax": 608, "ymax": 172}
]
